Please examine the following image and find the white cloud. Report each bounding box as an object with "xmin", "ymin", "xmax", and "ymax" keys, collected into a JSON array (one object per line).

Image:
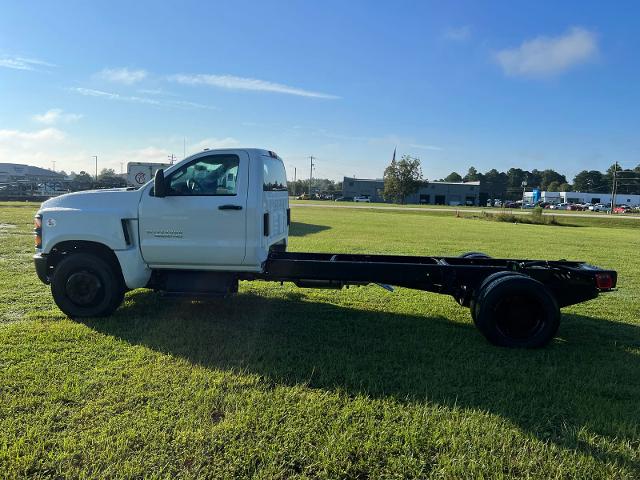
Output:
[
  {"xmin": 137, "ymin": 88, "xmax": 177, "ymax": 96},
  {"xmin": 0, "ymin": 55, "xmax": 56, "ymax": 71},
  {"xmin": 0, "ymin": 128, "xmax": 72, "ymax": 172},
  {"xmin": 190, "ymin": 137, "xmax": 241, "ymax": 152},
  {"xmin": 97, "ymin": 67, "xmax": 148, "ymax": 84},
  {"xmin": 408, "ymin": 143, "xmax": 443, "ymax": 151},
  {"xmin": 33, "ymin": 108, "xmax": 83, "ymax": 125},
  {"xmin": 443, "ymin": 26, "xmax": 471, "ymax": 42},
  {"xmin": 170, "ymin": 73, "xmax": 340, "ymax": 99},
  {"xmin": 72, "ymin": 87, "xmax": 159, "ymax": 104},
  {"xmin": 495, "ymin": 27, "xmax": 598, "ymax": 77},
  {"xmin": 0, "ymin": 128, "xmax": 65, "ymax": 144},
  {"xmin": 70, "ymin": 87, "xmax": 213, "ymax": 109}
]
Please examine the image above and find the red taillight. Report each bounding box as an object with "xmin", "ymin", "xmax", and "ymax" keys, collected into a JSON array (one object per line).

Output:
[{"xmin": 595, "ymin": 273, "xmax": 613, "ymax": 290}]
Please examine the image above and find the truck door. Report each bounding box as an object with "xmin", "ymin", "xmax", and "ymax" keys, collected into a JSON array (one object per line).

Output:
[{"xmin": 138, "ymin": 151, "xmax": 249, "ymax": 268}]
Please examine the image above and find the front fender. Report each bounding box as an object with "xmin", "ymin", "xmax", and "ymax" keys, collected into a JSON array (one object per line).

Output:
[{"xmin": 39, "ymin": 208, "xmax": 130, "ymax": 254}]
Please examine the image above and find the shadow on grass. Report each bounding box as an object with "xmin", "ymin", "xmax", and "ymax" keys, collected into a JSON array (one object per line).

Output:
[
  {"xmin": 288, "ymin": 221, "xmax": 331, "ymax": 237},
  {"xmin": 83, "ymin": 288, "xmax": 640, "ymax": 472}
]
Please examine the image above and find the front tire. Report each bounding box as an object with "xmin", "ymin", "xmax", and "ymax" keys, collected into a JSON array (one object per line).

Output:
[
  {"xmin": 51, "ymin": 253, "xmax": 124, "ymax": 318},
  {"xmin": 474, "ymin": 275, "xmax": 560, "ymax": 348}
]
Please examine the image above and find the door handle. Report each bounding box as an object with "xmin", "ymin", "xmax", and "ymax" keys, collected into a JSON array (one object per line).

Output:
[{"xmin": 218, "ymin": 204, "xmax": 243, "ymax": 210}]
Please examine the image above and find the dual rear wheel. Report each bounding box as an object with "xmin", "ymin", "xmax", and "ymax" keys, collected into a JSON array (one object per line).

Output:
[{"xmin": 470, "ymin": 271, "xmax": 560, "ymax": 348}]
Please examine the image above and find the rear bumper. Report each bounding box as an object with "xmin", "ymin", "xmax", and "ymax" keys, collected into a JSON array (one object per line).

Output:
[{"xmin": 33, "ymin": 253, "xmax": 49, "ymax": 284}]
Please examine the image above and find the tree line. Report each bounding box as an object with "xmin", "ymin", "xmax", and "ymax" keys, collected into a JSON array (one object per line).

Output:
[
  {"xmin": 443, "ymin": 163, "xmax": 640, "ymax": 198},
  {"xmin": 66, "ymin": 169, "xmax": 127, "ymax": 190},
  {"xmin": 383, "ymin": 155, "xmax": 640, "ymax": 204},
  {"xmin": 287, "ymin": 178, "xmax": 342, "ymax": 196}
]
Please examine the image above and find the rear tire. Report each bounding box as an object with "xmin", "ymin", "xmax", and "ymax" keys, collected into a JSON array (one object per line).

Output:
[
  {"xmin": 474, "ymin": 275, "xmax": 560, "ymax": 348},
  {"xmin": 460, "ymin": 252, "xmax": 492, "ymax": 259},
  {"xmin": 470, "ymin": 271, "xmax": 523, "ymax": 323},
  {"xmin": 51, "ymin": 253, "xmax": 124, "ymax": 318}
]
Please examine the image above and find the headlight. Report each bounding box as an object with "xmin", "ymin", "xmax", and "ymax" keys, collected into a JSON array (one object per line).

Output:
[{"xmin": 34, "ymin": 215, "xmax": 42, "ymax": 249}]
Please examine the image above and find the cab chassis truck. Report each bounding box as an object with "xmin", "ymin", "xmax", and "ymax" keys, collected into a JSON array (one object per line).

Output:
[{"xmin": 33, "ymin": 148, "xmax": 617, "ymax": 348}]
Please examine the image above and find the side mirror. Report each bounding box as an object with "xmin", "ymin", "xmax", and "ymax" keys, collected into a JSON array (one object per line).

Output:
[{"xmin": 154, "ymin": 169, "xmax": 167, "ymax": 197}]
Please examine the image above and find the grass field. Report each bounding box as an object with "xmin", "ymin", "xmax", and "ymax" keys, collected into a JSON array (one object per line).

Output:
[{"xmin": 1, "ymin": 201, "xmax": 639, "ymax": 478}]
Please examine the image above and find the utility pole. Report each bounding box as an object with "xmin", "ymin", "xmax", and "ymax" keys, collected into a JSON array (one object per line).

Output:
[
  {"xmin": 309, "ymin": 156, "xmax": 315, "ymax": 195},
  {"xmin": 92, "ymin": 156, "xmax": 98, "ymax": 181},
  {"xmin": 610, "ymin": 161, "xmax": 618, "ymax": 214},
  {"xmin": 521, "ymin": 180, "xmax": 527, "ymax": 209},
  {"xmin": 168, "ymin": 154, "xmax": 177, "ymax": 165},
  {"xmin": 290, "ymin": 166, "xmax": 297, "ymax": 196}
]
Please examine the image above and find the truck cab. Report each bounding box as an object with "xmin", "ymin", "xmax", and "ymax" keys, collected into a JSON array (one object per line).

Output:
[{"xmin": 34, "ymin": 148, "xmax": 289, "ymax": 316}]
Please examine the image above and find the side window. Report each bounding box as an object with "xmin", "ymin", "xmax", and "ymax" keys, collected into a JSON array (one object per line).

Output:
[
  {"xmin": 167, "ymin": 154, "xmax": 239, "ymax": 196},
  {"xmin": 263, "ymin": 157, "xmax": 287, "ymax": 191}
]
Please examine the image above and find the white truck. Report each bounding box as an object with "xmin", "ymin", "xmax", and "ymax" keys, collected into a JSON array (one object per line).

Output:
[{"xmin": 33, "ymin": 148, "xmax": 616, "ymax": 348}]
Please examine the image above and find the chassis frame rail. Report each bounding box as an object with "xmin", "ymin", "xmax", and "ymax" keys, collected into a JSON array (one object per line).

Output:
[{"xmin": 256, "ymin": 252, "xmax": 617, "ymax": 308}]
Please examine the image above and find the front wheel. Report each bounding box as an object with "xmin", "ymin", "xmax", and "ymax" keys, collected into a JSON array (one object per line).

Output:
[
  {"xmin": 51, "ymin": 253, "xmax": 124, "ymax": 318},
  {"xmin": 474, "ymin": 275, "xmax": 560, "ymax": 348}
]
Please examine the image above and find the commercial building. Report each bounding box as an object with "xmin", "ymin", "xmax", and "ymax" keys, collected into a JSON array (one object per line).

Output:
[
  {"xmin": 0, "ymin": 163, "xmax": 68, "ymax": 196},
  {"xmin": 0, "ymin": 163, "xmax": 64, "ymax": 183},
  {"xmin": 342, "ymin": 177, "xmax": 385, "ymax": 202},
  {"xmin": 342, "ymin": 177, "xmax": 482, "ymax": 206},
  {"xmin": 523, "ymin": 190, "xmax": 640, "ymax": 206}
]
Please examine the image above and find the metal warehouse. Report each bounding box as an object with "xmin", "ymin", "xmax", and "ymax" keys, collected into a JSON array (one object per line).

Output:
[{"xmin": 342, "ymin": 177, "xmax": 482, "ymax": 206}]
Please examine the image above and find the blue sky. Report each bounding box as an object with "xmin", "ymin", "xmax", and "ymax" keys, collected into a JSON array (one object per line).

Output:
[{"xmin": 1, "ymin": 0, "xmax": 638, "ymax": 181}]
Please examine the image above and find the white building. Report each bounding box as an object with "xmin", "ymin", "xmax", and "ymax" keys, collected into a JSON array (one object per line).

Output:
[{"xmin": 524, "ymin": 191, "xmax": 640, "ymax": 206}]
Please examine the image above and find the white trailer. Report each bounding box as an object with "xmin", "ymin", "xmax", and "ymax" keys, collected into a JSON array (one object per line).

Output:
[{"xmin": 127, "ymin": 162, "xmax": 171, "ymax": 187}]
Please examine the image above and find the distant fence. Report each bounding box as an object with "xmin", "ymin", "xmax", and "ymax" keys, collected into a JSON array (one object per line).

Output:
[{"xmin": 0, "ymin": 195, "xmax": 53, "ymax": 202}]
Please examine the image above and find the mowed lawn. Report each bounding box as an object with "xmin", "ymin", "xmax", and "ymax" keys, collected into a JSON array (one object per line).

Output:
[{"xmin": 1, "ymin": 201, "xmax": 639, "ymax": 479}]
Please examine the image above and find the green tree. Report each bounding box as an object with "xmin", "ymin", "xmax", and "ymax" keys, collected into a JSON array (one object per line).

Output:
[
  {"xmin": 559, "ymin": 182, "xmax": 572, "ymax": 192},
  {"xmin": 97, "ymin": 168, "xmax": 126, "ymax": 188},
  {"xmin": 573, "ymin": 170, "xmax": 606, "ymax": 192},
  {"xmin": 463, "ymin": 166, "xmax": 481, "ymax": 182},
  {"xmin": 482, "ymin": 169, "xmax": 508, "ymax": 200},
  {"xmin": 443, "ymin": 172, "xmax": 463, "ymax": 182},
  {"xmin": 539, "ymin": 169, "xmax": 567, "ymax": 190},
  {"xmin": 383, "ymin": 155, "xmax": 423, "ymax": 204},
  {"xmin": 70, "ymin": 171, "xmax": 93, "ymax": 191},
  {"xmin": 546, "ymin": 181, "xmax": 561, "ymax": 192}
]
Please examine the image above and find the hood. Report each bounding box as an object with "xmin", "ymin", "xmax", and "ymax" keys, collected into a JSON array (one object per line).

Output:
[{"xmin": 40, "ymin": 188, "xmax": 143, "ymax": 218}]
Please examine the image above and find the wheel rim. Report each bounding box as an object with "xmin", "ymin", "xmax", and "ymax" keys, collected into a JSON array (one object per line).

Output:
[
  {"xmin": 65, "ymin": 270, "xmax": 103, "ymax": 307},
  {"xmin": 493, "ymin": 294, "xmax": 545, "ymax": 341}
]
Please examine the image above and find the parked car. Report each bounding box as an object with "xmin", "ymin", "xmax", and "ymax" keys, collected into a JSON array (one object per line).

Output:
[
  {"xmin": 591, "ymin": 204, "xmax": 608, "ymax": 212},
  {"xmin": 353, "ymin": 196, "xmax": 371, "ymax": 203}
]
